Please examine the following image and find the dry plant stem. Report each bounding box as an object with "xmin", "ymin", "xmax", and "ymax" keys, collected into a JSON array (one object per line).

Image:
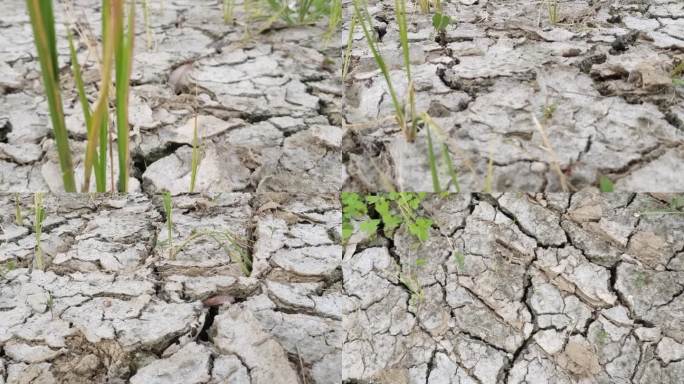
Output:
[
  {"xmin": 531, "ymin": 113, "xmax": 569, "ymax": 191},
  {"xmin": 83, "ymin": 0, "xmax": 117, "ymax": 192},
  {"xmin": 26, "ymin": 0, "xmax": 76, "ymax": 191}
]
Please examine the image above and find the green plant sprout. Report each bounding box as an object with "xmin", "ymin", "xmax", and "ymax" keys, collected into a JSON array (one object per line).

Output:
[
  {"xmin": 431, "ymin": 0, "xmax": 451, "ymax": 32},
  {"xmin": 162, "ymin": 192, "xmax": 174, "ymax": 259},
  {"xmin": 599, "ymin": 176, "xmax": 614, "ymax": 192},
  {"xmin": 326, "ymin": 0, "xmax": 342, "ymax": 41},
  {"xmin": 143, "ymin": 0, "xmax": 153, "ymax": 49},
  {"xmin": 421, "ymin": 113, "xmax": 460, "ymax": 192},
  {"xmin": 547, "ymin": 0, "xmax": 559, "ymax": 24},
  {"xmin": 223, "ymin": 0, "xmax": 235, "ymax": 24},
  {"xmin": 189, "ymin": 85, "xmax": 203, "ymax": 193},
  {"xmin": 27, "ymin": 0, "xmax": 136, "ymax": 192},
  {"xmin": 33, "ymin": 193, "xmax": 46, "ymax": 271}
]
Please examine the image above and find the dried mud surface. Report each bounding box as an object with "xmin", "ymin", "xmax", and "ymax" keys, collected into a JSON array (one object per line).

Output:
[
  {"xmin": 343, "ymin": 192, "xmax": 684, "ymax": 383},
  {"xmin": 343, "ymin": 0, "xmax": 684, "ymax": 192},
  {"xmin": 0, "ymin": 192, "xmax": 342, "ymax": 384},
  {"xmin": 0, "ymin": 0, "xmax": 344, "ymax": 193}
]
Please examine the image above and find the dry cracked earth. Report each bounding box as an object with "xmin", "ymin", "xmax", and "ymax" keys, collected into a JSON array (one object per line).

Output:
[
  {"xmin": 0, "ymin": 0, "xmax": 343, "ymax": 193},
  {"xmin": 343, "ymin": 192, "xmax": 684, "ymax": 383},
  {"xmin": 343, "ymin": 0, "xmax": 684, "ymax": 192},
  {"xmin": 0, "ymin": 192, "xmax": 342, "ymax": 384}
]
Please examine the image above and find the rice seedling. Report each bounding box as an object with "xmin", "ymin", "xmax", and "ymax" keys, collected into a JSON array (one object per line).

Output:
[
  {"xmin": 189, "ymin": 84, "xmax": 203, "ymax": 193},
  {"xmin": 27, "ymin": 0, "xmax": 136, "ymax": 192},
  {"xmin": 223, "ymin": 0, "xmax": 235, "ymax": 24},
  {"xmin": 33, "ymin": 193, "xmax": 46, "ymax": 271},
  {"xmin": 546, "ymin": 0, "xmax": 559, "ymax": 24},
  {"xmin": 26, "ymin": 0, "xmax": 76, "ymax": 191},
  {"xmin": 162, "ymin": 191, "xmax": 174, "ymax": 259},
  {"xmin": 325, "ymin": 0, "xmax": 342, "ymax": 41}
]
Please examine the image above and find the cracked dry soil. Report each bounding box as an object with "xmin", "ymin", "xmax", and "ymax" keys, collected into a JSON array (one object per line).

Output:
[
  {"xmin": 0, "ymin": 0, "xmax": 343, "ymax": 193},
  {"xmin": 343, "ymin": 192, "xmax": 684, "ymax": 383},
  {"xmin": 0, "ymin": 192, "xmax": 342, "ymax": 384},
  {"xmin": 343, "ymin": 0, "xmax": 684, "ymax": 192}
]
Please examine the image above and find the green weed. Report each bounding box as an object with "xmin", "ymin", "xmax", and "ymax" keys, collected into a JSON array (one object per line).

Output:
[
  {"xmin": 341, "ymin": 192, "xmax": 433, "ymax": 243},
  {"xmin": 223, "ymin": 0, "xmax": 235, "ymax": 24}
]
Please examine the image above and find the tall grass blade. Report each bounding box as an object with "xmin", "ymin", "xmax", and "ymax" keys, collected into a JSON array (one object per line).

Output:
[
  {"xmin": 26, "ymin": 0, "xmax": 77, "ymax": 192},
  {"xmin": 342, "ymin": 15, "xmax": 356, "ymax": 79},
  {"xmin": 83, "ymin": 0, "xmax": 116, "ymax": 192},
  {"xmin": 425, "ymin": 122, "xmax": 441, "ymax": 193},
  {"xmin": 114, "ymin": 0, "xmax": 135, "ymax": 192},
  {"xmin": 33, "ymin": 193, "xmax": 45, "ymax": 270},
  {"xmin": 441, "ymin": 143, "xmax": 460, "ymax": 192},
  {"xmin": 68, "ymin": 30, "xmax": 107, "ymax": 192}
]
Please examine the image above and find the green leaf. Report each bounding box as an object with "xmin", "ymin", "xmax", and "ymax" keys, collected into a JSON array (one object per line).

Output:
[
  {"xmin": 342, "ymin": 192, "xmax": 367, "ymax": 218},
  {"xmin": 599, "ymin": 176, "xmax": 614, "ymax": 192},
  {"xmin": 359, "ymin": 219, "xmax": 380, "ymax": 236},
  {"xmin": 453, "ymin": 251, "xmax": 465, "ymax": 269},
  {"xmin": 408, "ymin": 217, "xmax": 432, "ymax": 242},
  {"xmin": 415, "ymin": 258, "xmax": 426, "ymax": 267},
  {"xmin": 432, "ymin": 12, "xmax": 451, "ymax": 31}
]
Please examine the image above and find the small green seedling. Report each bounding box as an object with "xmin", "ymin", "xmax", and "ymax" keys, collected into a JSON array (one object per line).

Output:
[
  {"xmin": 162, "ymin": 192, "xmax": 174, "ymax": 259},
  {"xmin": 399, "ymin": 273, "xmax": 424, "ymax": 305},
  {"xmin": 599, "ymin": 176, "xmax": 614, "ymax": 192},
  {"xmin": 547, "ymin": 1, "xmax": 559, "ymax": 24},
  {"xmin": 33, "ymin": 193, "xmax": 46, "ymax": 271},
  {"xmin": 223, "ymin": 0, "xmax": 234, "ymax": 24}
]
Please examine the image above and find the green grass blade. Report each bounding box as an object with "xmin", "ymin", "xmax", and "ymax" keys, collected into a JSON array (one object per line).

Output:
[
  {"xmin": 441, "ymin": 143, "xmax": 460, "ymax": 192},
  {"xmin": 26, "ymin": 0, "xmax": 76, "ymax": 192},
  {"xmin": 67, "ymin": 29, "xmax": 106, "ymax": 192},
  {"xmin": 190, "ymin": 113, "xmax": 201, "ymax": 192},
  {"xmin": 83, "ymin": 0, "xmax": 116, "ymax": 192},
  {"xmin": 425, "ymin": 122, "xmax": 441, "ymax": 193},
  {"xmin": 342, "ymin": 14, "xmax": 356, "ymax": 79},
  {"xmin": 114, "ymin": 0, "xmax": 135, "ymax": 192},
  {"xmin": 394, "ymin": 0, "xmax": 410, "ymax": 80}
]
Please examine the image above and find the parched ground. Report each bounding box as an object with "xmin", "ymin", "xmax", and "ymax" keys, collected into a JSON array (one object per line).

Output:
[
  {"xmin": 0, "ymin": 192, "xmax": 342, "ymax": 383},
  {"xmin": 0, "ymin": 0, "xmax": 344, "ymax": 193},
  {"xmin": 343, "ymin": 0, "xmax": 684, "ymax": 192},
  {"xmin": 343, "ymin": 192, "xmax": 684, "ymax": 383}
]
